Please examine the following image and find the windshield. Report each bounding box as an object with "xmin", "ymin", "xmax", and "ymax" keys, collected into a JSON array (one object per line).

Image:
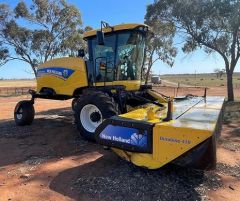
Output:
[
  {"xmin": 90, "ymin": 31, "xmax": 146, "ymax": 82},
  {"xmin": 116, "ymin": 32, "xmax": 145, "ymax": 80}
]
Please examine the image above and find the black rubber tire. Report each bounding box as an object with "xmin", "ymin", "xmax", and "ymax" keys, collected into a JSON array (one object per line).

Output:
[
  {"xmin": 74, "ymin": 91, "xmax": 117, "ymax": 141},
  {"xmin": 14, "ymin": 101, "xmax": 35, "ymax": 126},
  {"xmin": 72, "ymin": 98, "xmax": 78, "ymax": 111}
]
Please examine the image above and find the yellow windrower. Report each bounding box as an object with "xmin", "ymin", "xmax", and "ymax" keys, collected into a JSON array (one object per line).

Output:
[{"xmin": 14, "ymin": 22, "xmax": 224, "ymax": 170}]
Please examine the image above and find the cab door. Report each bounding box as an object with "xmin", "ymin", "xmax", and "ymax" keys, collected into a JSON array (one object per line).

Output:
[{"xmin": 91, "ymin": 34, "xmax": 116, "ymax": 84}]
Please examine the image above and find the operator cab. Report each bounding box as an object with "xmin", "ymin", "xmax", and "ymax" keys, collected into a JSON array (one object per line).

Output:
[{"xmin": 83, "ymin": 23, "xmax": 150, "ymax": 89}]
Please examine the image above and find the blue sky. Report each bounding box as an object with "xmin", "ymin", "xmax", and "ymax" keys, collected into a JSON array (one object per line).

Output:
[{"xmin": 0, "ymin": 0, "xmax": 239, "ymax": 79}]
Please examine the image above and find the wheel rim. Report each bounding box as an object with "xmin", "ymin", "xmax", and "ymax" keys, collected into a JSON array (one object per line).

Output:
[
  {"xmin": 80, "ymin": 104, "xmax": 103, "ymax": 133},
  {"xmin": 16, "ymin": 108, "xmax": 23, "ymax": 120}
]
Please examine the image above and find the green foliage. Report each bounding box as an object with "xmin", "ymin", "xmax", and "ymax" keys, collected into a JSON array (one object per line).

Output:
[
  {"xmin": 144, "ymin": 9, "xmax": 177, "ymax": 83},
  {"xmin": 0, "ymin": 0, "xmax": 89, "ymax": 76},
  {"xmin": 146, "ymin": 0, "xmax": 240, "ymax": 101}
]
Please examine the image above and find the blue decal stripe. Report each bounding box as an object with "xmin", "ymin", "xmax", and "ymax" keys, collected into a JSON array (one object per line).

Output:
[{"xmin": 37, "ymin": 67, "xmax": 75, "ymax": 80}]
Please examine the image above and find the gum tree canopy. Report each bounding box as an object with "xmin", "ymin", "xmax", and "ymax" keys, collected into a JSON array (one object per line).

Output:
[
  {"xmin": 144, "ymin": 19, "xmax": 177, "ymax": 84},
  {"xmin": 146, "ymin": 0, "xmax": 240, "ymax": 101},
  {"xmin": 0, "ymin": 0, "xmax": 85, "ymax": 77}
]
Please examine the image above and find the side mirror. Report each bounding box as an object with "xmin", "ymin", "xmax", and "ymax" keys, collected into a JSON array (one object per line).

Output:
[
  {"xmin": 97, "ymin": 30, "xmax": 104, "ymax": 45},
  {"xmin": 78, "ymin": 49, "xmax": 85, "ymax": 57}
]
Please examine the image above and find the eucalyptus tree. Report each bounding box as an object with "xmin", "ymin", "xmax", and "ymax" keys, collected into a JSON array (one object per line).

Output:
[
  {"xmin": 144, "ymin": 17, "xmax": 177, "ymax": 83},
  {"xmin": 0, "ymin": 0, "xmax": 85, "ymax": 77},
  {"xmin": 146, "ymin": 0, "xmax": 240, "ymax": 101}
]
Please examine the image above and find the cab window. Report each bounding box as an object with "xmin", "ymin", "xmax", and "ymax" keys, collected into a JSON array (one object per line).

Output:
[
  {"xmin": 91, "ymin": 35, "xmax": 116, "ymax": 82},
  {"xmin": 116, "ymin": 32, "xmax": 145, "ymax": 81}
]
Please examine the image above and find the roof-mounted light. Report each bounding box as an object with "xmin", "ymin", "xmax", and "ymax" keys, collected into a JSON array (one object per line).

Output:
[{"xmin": 138, "ymin": 26, "xmax": 148, "ymax": 32}]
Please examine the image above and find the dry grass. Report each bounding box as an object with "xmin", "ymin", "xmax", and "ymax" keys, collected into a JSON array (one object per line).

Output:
[
  {"xmin": 0, "ymin": 79, "xmax": 36, "ymax": 88},
  {"xmin": 161, "ymin": 73, "xmax": 240, "ymax": 88}
]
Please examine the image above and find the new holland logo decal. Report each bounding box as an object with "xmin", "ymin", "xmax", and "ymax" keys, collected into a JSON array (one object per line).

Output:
[
  {"xmin": 99, "ymin": 125, "xmax": 148, "ymax": 148},
  {"xmin": 37, "ymin": 67, "xmax": 75, "ymax": 80}
]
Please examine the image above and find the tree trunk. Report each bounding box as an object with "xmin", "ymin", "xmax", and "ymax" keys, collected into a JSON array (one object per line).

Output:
[
  {"xmin": 31, "ymin": 65, "xmax": 37, "ymax": 78},
  {"xmin": 226, "ymin": 71, "xmax": 234, "ymax": 101},
  {"xmin": 145, "ymin": 63, "xmax": 152, "ymax": 84}
]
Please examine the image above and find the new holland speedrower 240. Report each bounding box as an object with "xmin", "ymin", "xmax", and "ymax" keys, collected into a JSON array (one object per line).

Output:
[{"xmin": 14, "ymin": 22, "xmax": 224, "ymax": 170}]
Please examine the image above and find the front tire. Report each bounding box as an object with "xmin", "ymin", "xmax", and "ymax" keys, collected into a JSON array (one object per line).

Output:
[
  {"xmin": 72, "ymin": 98, "xmax": 78, "ymax": 111},
  {"xmin": 74, "ymin": 91, "xmax": 117, "ymax": 141},
  {"xmin": 14, "ymin": 101, "xmax": 35, "ymax": 126}
]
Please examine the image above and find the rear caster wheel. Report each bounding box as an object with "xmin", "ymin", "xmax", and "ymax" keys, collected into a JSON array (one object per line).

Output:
[{"xmin": 14, "ymin": 101, "xmax": 35, "ymax": 126}]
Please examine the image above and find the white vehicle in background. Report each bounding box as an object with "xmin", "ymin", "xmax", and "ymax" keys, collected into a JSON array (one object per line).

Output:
[{"xmin": 151, "ymin": 75, "xmax": 161, "ymax": 84}]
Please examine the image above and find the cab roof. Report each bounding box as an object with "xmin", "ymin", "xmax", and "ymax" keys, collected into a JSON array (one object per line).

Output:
[{"xmin": 83, "ymin": 23, "xmax": 150, "ymax": 39}]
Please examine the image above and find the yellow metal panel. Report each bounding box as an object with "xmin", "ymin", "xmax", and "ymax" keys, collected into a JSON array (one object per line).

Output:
[
  {"xmin": 37, "ymin": 57, "xmax": 88, "ymax": 96},
  {"xmin": 172, "ymin": 97, "xmax": 224, "ymax": 130},
  {"xmin": 147, "ymin": 89, "xmax": 168, "ymax": 103},
  {"xmin": 152, "ymin": 123, "xmax": 212, "ymax": 166},
  {"xmin": 113, "ymin": 124, "xmax": 213, "ymax": 169},
  {"xmin": 114, "ymin": 123, "xmax": 213, "ymax": 169},
  {"xmin": 94, "ymin": 80, "xmax": 141, "ymax": 91},
  {"xmin": 111, "ymin": 148, "xmax": 158, "ymax": 169},
  {"xmin": 130, "ymin": 153, "xmax": 161, "ymax": 169},
  {"xmin": 111, "ymin": 148, "xmax": 131, "ymax": 162},
  {"xmin": 84, "ymin": 23, "xmax": 149, "ymax": 38},
  {"xmin": 110, "ymin": 96, "xmax": 224, "ymax": 169},
  {"xmin": 120, "ymin": 103, "xmax": 167, "ymax": 122},
  {"xmin": 173, "ymin": 108, "xmax": 219, "ymax": 130}
]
